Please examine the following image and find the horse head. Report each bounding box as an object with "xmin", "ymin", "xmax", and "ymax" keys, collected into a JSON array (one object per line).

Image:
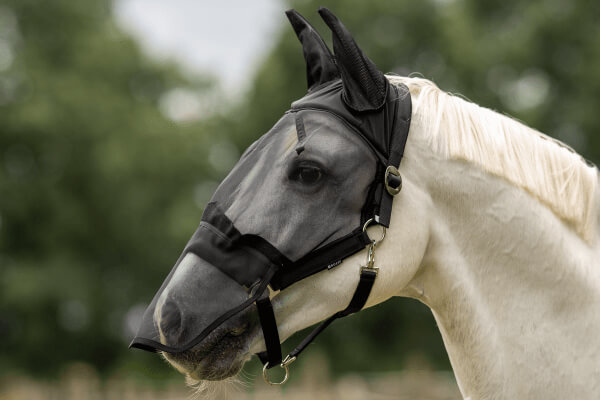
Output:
[{"xmin": 130, "ymin": 7, "xmax": 429, "ymax": 382}]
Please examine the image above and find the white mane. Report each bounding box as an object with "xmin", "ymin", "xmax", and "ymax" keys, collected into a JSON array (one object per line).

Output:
[{"xmin": 388, "ymin": 75, "xmax": 598, "ymax": 242}]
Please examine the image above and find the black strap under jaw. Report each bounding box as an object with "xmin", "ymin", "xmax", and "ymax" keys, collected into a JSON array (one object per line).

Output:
[
  {"xmin": 256, "ymin": 297, "xmax": 283, "ymax": 367},
  {"xmin": 258, "ymin": 232, "xmax": 375, "ymax": 368},
  {"xmin": 260, "ymin": 256, "xmax": 379, "ymax": 386},
  {"xmin": 287, "ymin": 267, "xmax": 377, "ymax": 361}
]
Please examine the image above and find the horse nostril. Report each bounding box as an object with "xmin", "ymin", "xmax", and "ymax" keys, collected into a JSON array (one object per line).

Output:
[{"xmin": 159, "ymin": 299, "xmax": 183, "ymax": 344}]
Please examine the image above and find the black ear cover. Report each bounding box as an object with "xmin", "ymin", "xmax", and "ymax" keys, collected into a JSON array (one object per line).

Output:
[
  {"xmin": 286, "ymin": 9, "xmax": 340, "ymax": 92},
  {"xmin": 318, "ymin": 7, "xmax": 389, "ymax": 111}
]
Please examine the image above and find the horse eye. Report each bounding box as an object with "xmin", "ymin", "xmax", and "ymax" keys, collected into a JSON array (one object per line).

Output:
[{"xmin": 296, "ymin": 166, "xmax": 322, "ymax": 184}]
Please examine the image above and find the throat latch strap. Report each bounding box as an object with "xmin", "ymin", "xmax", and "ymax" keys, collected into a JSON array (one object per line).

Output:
[{"xmin": 287, "ymin": 267, "xmax": 377, "ymax": 360}]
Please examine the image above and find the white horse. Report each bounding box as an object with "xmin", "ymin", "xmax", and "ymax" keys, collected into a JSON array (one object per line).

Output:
[
  {"xmin": 244, "ymin": 76, "xmax": 600, "ymax": 399},
  {"xmin": 131, "ymin": 8, "xmax": 600, "ymax": 398}
]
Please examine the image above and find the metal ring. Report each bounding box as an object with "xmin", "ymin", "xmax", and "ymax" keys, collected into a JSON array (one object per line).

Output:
[
  {"xmin": 262, "ymin": 362, "xmax": 290, "ymax": 386},
  {"xmin": 362, "ymin": 218, "xmax": 386, "ymax": 246}
]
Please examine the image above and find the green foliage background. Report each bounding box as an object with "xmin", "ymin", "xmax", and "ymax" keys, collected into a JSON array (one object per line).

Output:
[{"xmin": 1, "ymin": 0, "xmax": 599, "ymax": 382}]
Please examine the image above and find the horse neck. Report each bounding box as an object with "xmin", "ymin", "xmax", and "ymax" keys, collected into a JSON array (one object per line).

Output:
[{"xmin": 399, "ymin": 134, "xmax": 600, "ymax": 399}]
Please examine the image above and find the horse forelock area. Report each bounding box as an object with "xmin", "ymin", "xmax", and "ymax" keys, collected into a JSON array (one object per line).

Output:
[{"xmin": 387, "ymin": 75, "xmax": 598, "ymax": 243}]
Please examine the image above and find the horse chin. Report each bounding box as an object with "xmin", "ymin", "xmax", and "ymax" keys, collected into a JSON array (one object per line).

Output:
[{"xmin": 161, "ymin": 326, "xmax": 258, "ymax": 382}]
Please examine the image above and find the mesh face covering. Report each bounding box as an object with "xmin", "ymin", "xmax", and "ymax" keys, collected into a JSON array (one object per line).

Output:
[{"xmin": 130, "ymin": 7, "xmax": 412, "ymax": 365}]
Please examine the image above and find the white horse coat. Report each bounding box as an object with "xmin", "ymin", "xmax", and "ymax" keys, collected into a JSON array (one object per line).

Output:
[{"xmin": 249, "ymin": 76, "xmax": 600, "ymax": 399}]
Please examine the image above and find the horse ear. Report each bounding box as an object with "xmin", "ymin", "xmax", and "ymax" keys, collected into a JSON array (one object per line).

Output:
[
  {"xmin": 286, "ymin": 9, "xmax": 340, "ymax": 92},
  {"xmin": 318, "ymin": 7, "xmax": 388, "ymax": 112}
]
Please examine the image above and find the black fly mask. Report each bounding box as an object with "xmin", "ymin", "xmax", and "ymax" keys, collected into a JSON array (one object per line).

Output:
[{"xmin": 130, "ymin": 7, "xmax": 412, "ymax": 382}]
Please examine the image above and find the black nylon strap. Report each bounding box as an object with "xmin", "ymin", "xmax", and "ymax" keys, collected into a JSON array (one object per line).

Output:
[
  {"xmin": 270, "ymin": 229, "xmax": 371, "ymax": 290},
  {"xmin": 376, "ymin": 84, "xmax": 412, "ymax": 227},
  {"xmin": 256, "ymin": 297, "xmax": 283, "ymax": 368},
  {"xmin": 288, "ymin": 268, "xmax": 377, "ymax": 360}
]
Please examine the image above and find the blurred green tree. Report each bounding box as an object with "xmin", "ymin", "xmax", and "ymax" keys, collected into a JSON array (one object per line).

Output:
[{"xmin": 0, "ymin": 0, "xmax": 220, "ymax": 378}]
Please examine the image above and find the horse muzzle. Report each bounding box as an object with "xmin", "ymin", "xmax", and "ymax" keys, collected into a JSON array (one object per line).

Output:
[{"xmin": 130, "ymin": 202, "xmax": 285, "ymax": 357}]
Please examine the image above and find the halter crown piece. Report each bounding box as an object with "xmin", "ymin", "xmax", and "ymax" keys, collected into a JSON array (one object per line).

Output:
[{"xmin": 129, "ymin": 7, "xmax": 411, "ymax": 386}]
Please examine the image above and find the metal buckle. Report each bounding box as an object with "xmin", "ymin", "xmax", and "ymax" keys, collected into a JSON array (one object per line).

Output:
[
  {"xmin": 384, "ymin": 165, "xmax": 402, "ymax": 196},
  {"xmin": 262, "ymin": 355, "xmax": 296, "ymax": 385}
]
